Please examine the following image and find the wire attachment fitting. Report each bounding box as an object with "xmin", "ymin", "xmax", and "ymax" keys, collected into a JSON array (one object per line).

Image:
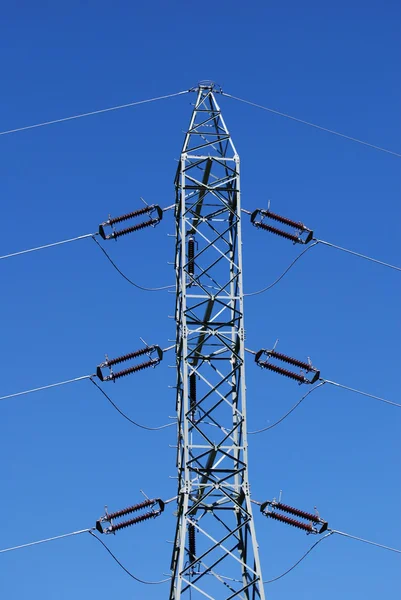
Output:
[
  {"xmin": 250, "ymin": 209, "xmax": 313, "ymax": 244},
  {"xmin": 96, "ymin": 498, "xmax": 165, "ymax": 534},
  {"xmin": 96, "ymin": 345, "xmax": 163, "ymax": 382},
  {"xmin": 255, "ymin": 348, "xmax": 320, "ymax": 384},
  {"xmin": 99, "ymin": 204, "xmax": 163, "ymax": 240},
  {"xmin": 261, "ymin": 499, "xmax": 328, "ymax": 534}
]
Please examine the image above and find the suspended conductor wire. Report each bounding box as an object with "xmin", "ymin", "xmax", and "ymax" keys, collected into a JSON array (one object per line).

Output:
[
  {"xmin": 315, "ymin": 239, "xmax": 401, "ymax": 272},
  {"xmin": 331, "ymin": 530, "xmax": 401, "ymax": 554},
  {"xmin": 88, "ymin": 531, "xmax": 171, "ymax": 584},
  {"xmin": 0, "ymin": 233, "xmax": 95, "ymax": 261},
  {"xmin": 91, "ymin": 236, "xmax": 174, "ymax": 292},
  {"xmin": 248, "ymin": 382, "xmax": 326, "ymax": 434},
  {"xmin": 0, "ymin": 375, "xmax": 93, "ymax": 402},
  {"xmin": 322, "ymin": 379, "xmax": 401, "ymax": 408},
  {"xmin": 222, "ymin": 92, "xmax": 401, "ymax": 158},
  {"xmin": 90, "ymin": 378, "xmax": 175, "ymax": 431},
  {"xmin": 0, "ymin": 528, "xmax": 94, "ymax": 554},
  {"xmin": 0, "ymin": 90, "xmax": 190, "ymax": 137},
  {"xmin": 263, "ymin": 532, "xmax": 333, "ymax": 583},
  {"xmin": 244, "ymin": 242, "xmax": 318, "ymax": 296}
]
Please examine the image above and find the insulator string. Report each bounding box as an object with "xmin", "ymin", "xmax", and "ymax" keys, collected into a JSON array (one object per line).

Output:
[
  {"xmin": 108, "ymin": 510, "xmax": 160, "ymax": 533},
  {"xmin": 264, "ymin": 511, "xmax": 314, "ymax": 532},
  {"xmin": 272, "ymin": 502, "xmax": 321, "ymax": 524},
  {"xmin": 257, "ymin": 360, "xmax": 308, "ymax": 384}
]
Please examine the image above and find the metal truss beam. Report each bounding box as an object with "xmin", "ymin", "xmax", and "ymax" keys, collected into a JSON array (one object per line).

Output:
[{"xmin": 170, "ymin": 84, "xmax": 266, "ymax": 600}]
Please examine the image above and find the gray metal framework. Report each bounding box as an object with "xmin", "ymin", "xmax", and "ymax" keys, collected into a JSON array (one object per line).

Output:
[{"xmin": 170, "ymin": 84, "xmax": 265, "ymax": 600}]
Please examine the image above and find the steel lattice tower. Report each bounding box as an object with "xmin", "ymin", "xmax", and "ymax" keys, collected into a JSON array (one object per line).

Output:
[{"xmin": 170, "ymin": 83, "xmax": 265, "ymax": 599}]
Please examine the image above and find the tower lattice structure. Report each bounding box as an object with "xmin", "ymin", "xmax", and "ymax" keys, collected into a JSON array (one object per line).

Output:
[{"xmin": 169, "ymin": 84, "xmax": 266, "ymax": 600}]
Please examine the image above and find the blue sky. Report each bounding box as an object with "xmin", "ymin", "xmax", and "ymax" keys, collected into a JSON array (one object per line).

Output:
[{"xmin": 0, "ymin": 1, "xmax": 400, "ymax": 598}]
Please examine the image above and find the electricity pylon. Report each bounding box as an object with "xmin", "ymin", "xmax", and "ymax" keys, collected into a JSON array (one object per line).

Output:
[{"xmin": 170, "ymin": 83, "xmax": 266, "ymax": 599}]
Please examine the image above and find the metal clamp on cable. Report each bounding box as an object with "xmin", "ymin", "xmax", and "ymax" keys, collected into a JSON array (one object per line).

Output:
[
  {"xmin": 99, "ymin": 204, "xmax": 163, "ymax": 240},
  {"xmin": 250, "ymin": 209, "xmax": 313, "ymax": 244},
  {"xmin": 255, "ymin": 348, "xmax": 320, "ymax": 384},
  {"xmin": 96, "ymin": 345, "xmax": 163, "ymax": 382},
  {"xmin": 261, "ymin": 499, "xmax": 328, "ymax": 534},
  {"xmin": 96, "ymin": 498, "xmax": 165, "ymax": 534}
]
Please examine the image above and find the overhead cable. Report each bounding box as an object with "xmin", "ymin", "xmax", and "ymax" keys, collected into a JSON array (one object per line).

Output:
[
  {"xmin": 90, "ymin": 378, "xmax": 175, "ymax": 431},
  {"xmin": 248, "ymin": 382, "xmax": 326, "ymax": 434},
  {"xmin": 0, "ymin": 375, "xmax": 93, "ymax": 402},
  {"xmin": 0, "ymin": 528, "xmax": 93, "ymax": 554},
  {"xmin": 315, "ymin": 238, "xmax": 401, "ymax": 272},
  {"xmin": 88, "ymin": 531, "xmax": 170, "ymax": 584},
  {"xmin": 0, "ymin": 233, "xmax": 95, "ymax": 261},
  {"xmin": 222, "ymin": 92, "xmax": 401, "ymax": 158},
  {"xmin": 92, "ymin": 236, "xmax": 174, "ymax": 291},
  {"xmin": 331, "ymin": 529, "xmax": 401, "ymax": 554},
  {"xmin": 244, "ymin": 241, "xmax": 319, "ymax": 296},
  {"xmin": 264, "ymin": 532, "xmax": 333, "ymax": 583},
  {"xmin": 0, "ymin": 90, "xmax": 190, "ymax": 137},
  {"xmin": 322, "ymin": 379, "xmax": 401, "ymax": 408}
]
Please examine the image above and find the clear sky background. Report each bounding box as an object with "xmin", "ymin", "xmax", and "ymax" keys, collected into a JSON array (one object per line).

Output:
[{"xmin": 0, "ymin": 1, "xmax": 400, "ymax": 598}]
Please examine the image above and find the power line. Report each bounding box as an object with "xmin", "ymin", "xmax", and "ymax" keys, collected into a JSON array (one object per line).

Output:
[
  {"xmin": 315, "ymin": 239, "xmax": 401, "ymax": 272},
  {"xmin": 91, "ymin": 236, "xmax": 174, "ymax": 291},
  {"xmin": 222, "ymin": 92, "xmax": 401, "ymax": 158},
  {"xmin": 244, "ymin": 235, "xmax": 400, "ymax": 297},
  {"xmin": 0, "ymin": 528, "xmax": 93, "ymax": 554},
  {"xmin": 331, "ymin": 529, "xmax": 401, "ymax": 554},
  {"xmin": 0, "ymin": 90, "xmax": 190, "ymax": 137},
  {"xmin": 263, "ymin": 532, "xmax": 333, "ymax": 583},
  {"xmin": 0, "ymin": 374, "xmax": 93, "ymax": 402},
  {"xmin": 322, "ymin": 379, "xmax": 401, "ymax": 408},
  {"xmin": 88, "ymin": 531, "xmax": 171, "ymax": 584},
  {"xmin": 248, "ymin": 382, "xmax": 326, "ymax": 434},
  {"xmin": 90, "ymin": 378, "xmax": 175, "ymax": 431},
  {"xmin": 0, "ymin": 233, "xmax": 95, "ymax": 261},
  {"xmin": 244, "ymin": 242, "xmax": 318, "ymax": 296}
]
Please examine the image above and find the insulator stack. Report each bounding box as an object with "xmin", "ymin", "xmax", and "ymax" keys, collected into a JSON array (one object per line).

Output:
[
  {"xmin": 188, "ymin": 237, "xmax": 195, "ymax": 276},
  {"xmin": 110, "ymin": 219, "xmax": 160, "ymax": 239},
  {"xmin": 250, "ymin": 208, "xmax": 313, "ymax": 245},
  {"xmin": 253, "ymin": 222, "xmax": 301, "ymax": 243},
  {"xmin": 108, "ymin": 510, "xmax": 160, "ymax": 533},
  {"xmin": 105, "ymin": 346, "xmax": 154, "ymax": 367},
  {"xmin": 257, "ymin": 360, "xmax": 308, "ymax": 384},
  {"xmin": 108, "ymin": 206, "xmax": 153, "ymax": 225},
  {"xmin": 105, "ymin": 359, "xmax": 159, "ymax": 381},
  {"xmin": 96, "ymin": 498, "xmax": 165, "ymax": 534},
  {"xmin": 264, "ymin": 511, "xmax": 315, "ymax": 533},
  {"xmin": 99, "ymin": 204, "xmax": 163, "ymax": 240},
  {"xmin": 97, "ymin": 345, "xmax": 163, "ymax": 382},
  {"xmin": 106, "ymin": 498, "xmax": 162, "ymax": 520},
  {"xmin": 262, "ymin": 210, "xmax": 306, "ymax": 230},
  {"xmin": 261, "ymin": 500, "xmax": 328, "ymax": 534},
  {"xmin": 272, "ymin": 501, "xmax": 320, "ymax": 523},
  {"xmin": 255, "ymin": 349, "xmax": 320, "ymax": 384},
  {"xmin": 189, "ymin": 373, "xmax": 197, "ymax": 414},
  {"xmin": 267, "ymin": 350, "xmax": 312, "ymax": 371},
  {"xmin": 188, "ymin": 523, "xmax": 196, "ymax": 563}
]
